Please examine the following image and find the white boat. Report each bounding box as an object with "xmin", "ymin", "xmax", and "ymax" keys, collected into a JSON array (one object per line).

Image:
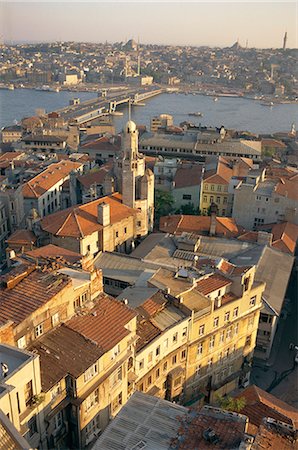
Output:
[
  {"xmin": 188, "ymin": 112, "xmax": 203, "ymax": 117},
  {"xmin": 213, "ymin": 97, "xmax": 218, "ymax": 102},
  {"xmin": 261, "ymin": 101, "xmax": 274, "ymax": 107}
]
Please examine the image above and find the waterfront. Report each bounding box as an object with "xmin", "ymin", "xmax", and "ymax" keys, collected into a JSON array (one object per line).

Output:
[{"xmin": 0, "ymin": 89, "xmax": 297, "ymax": 134}]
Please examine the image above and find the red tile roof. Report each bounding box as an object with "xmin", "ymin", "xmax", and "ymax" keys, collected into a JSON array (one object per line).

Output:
[
  {"xmin": 65, "ymin": 294, "xmax": 137, "ymax": 352},
  {"xmin": 203, "ymin": 157, "xmax": 233, "ymax": 184},
  {"xmin": 0, "ymin": 267, "xmax": 71, "ymax": 325},
  {"xmin": 25, "ymin": 244, "xmax": 82, "ymax": 265},
  {"xmin": 160, "ymin": 215, "xmax": 243, "ymax": 237},
  {"xmin": 136, "ymin": 291, "xmax": 167, "ymax": 319},
  {"xmin": 78, "ymin": 163, "xmax": 112, "ymax": 189},
  {"xmin": 6, "ymin": 229, "xmax": 37, "ymax": 246},
  {"xmin": 41, "ymin": 193, "xmax": 137, "ymax": 238},
  {"xmin": 22, "ymin": 160, "xmax": 83, "ymax": 198},
  {"xmin": 136, "ymin": 320, "xmax": 161, "ymax": 352},
  {"xmin": 236, "ymin": 385, "xmax": 298, "ymax": 430},
  {"xmin": 196, "ymin": 273, "xmax": 232, "ymax": 296}
]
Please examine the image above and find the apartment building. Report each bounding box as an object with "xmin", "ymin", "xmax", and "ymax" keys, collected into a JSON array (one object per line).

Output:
[
  {"xmin": 0, "ymin": 344, "xmax": 45, "ymax": 449},
  {"xmin": 0, "ymin": 260, "xmax": 103, "ymax": 349},
  {"xmin": 148, "ymin": 262, "xmax": 265, "ymax": 404},
  {"xmin": 134, "ymin": 291, "xmax": 191, "ymax": 402},
  {"xmin": 232, "ymin": 169, "xmax": 298, "ymax": 228},
  {"xmin": 22, "ymin": 160, "xmax": 84, "ymax": 219},
  {"xmin": 1, "ymin": 126, "xmax": 23, "ymax": 143},
  {"xmin": 29, "ymin": 295, "xmax": 137, "ymax": 448},
  {"xmin": 200, "ymin": 157, "xmax": 233, "ymax": 216}
]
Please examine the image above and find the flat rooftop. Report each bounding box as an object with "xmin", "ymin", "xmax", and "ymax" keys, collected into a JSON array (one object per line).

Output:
[{"xmin": 0, "ymin": 344, "xmax": 33, "ymax": 384}]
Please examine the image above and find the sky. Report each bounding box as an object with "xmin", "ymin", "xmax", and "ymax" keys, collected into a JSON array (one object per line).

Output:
[{"xmin": 1, "ymin": 1, "xmax": 297, "ymax": 48}]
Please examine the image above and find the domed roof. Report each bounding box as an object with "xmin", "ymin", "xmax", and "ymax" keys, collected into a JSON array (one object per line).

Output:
[{"xmin": 125, "ymin": 120, "xmax": 137, "ymax": 133}]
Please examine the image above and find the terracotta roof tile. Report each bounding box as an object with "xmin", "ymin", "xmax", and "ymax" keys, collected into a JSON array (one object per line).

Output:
[
  {"xmin": 78, "ymin": 163, "xmax": 113, "ymax": 189},
  {"xmin": 65, "ymin": 294, "xmax": 137, "ymax": 352},
  {"xmin": 25, "ymin": 244, "xmax": 82, "ymax": 265},
  {"xmin": 160, "ymin": 215, "xmax": 243, "ymax": 237},
  {"xmin": 196, "ymin": 273, "xmax": 232, "ymax": 296},
  {"xmin": 0, "ymin": 267, "xmax": 71, "ymax": 325},
  {"xmin": 41, "ymin": 192, "xmax": 137, "ymax": 238},
  {"xmin": 136, "ymin": 320, "xmax": 161, "ymax": 352},
  {"xmin": 236, "ymin": 385, "xmax": 298, "ymax": 429},
  {"xmin": 22, "ymin": 160, "xmax": 83, "ymax": 199},
  {"xmin": 6, "ymin": 229, "xmax": 37, "ymax": 245},
  {"xmin": 173, "ymin": 164, "xmax": 203, "ymax": 188}
]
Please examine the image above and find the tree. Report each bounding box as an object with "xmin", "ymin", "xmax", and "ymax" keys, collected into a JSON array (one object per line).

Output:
[
  {"xmin": 215, "ymin": 394, "xmax": 246, "ymax": 412},
  {"xmin": 155, "ymin": 189, "xmax": 175, "ymax": 226},
  {"xmin": 175, "ymin": 203, "xmax": 200, "ymax": 215}
]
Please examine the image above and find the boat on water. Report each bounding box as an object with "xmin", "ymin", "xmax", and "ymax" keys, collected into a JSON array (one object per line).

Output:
[
  {"xmin": 188, "ymin": 112, "xmax": 203, "ymax": 117},
  {"xmin": 261, "ymin": 101, "xmax": 274, "ymax": 107},
  {"xmin": 35, "ymin": 85, "xmax": 60, "ymax": 92},
  {"xmin": 0, "ymin": 84, "xmax": 14, "ymax": 90},
  {"xmin": 213, "ymin": 97, "xmax": 218, "ymax": 102}
]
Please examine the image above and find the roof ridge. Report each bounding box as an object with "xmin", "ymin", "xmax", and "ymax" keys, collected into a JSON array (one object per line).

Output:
[{"xmin": 73, "ymin": 209, "xmax": 85, "ymax": 238}]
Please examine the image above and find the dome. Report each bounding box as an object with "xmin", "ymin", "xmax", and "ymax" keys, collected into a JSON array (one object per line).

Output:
[{"xmin": 125, "ymin": 120, "xmax": 137, "ymax": 134}]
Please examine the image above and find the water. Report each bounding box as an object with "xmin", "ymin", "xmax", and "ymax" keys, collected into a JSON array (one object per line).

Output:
[{"xmin": 0, "ymin": 89, "xmax": 297, "ymax": 135}]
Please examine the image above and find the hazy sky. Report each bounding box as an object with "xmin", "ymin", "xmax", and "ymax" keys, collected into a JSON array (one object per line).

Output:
[{"xmin": 1, "ymin": 1, "xmax": 297, "ymax": 48}]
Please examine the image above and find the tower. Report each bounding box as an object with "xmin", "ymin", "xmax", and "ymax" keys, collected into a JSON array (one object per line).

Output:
[
  {"xmin": 116, "ymin": 119, "xmax": 154, "ymax": 236},
  {"xmin": 283, "ymin": 32, "xmax": 287, "ymax": 50}
]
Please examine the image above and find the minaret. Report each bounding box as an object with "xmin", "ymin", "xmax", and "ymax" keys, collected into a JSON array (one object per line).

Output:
[{"xmin": 283, "ymin": 32, "xmax": 287, "ymax": 50}]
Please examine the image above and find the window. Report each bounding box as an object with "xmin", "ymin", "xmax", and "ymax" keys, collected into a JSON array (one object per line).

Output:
[
  {"xmin": 51, "ymin": 312, "xmax": 59, "ymax": 326},
  {"xmin": 84, "ymin": 364, "xmax": 98, "ymax": 382},
  {"xmin": 111, "ymin": 344, "xmax": 120, "ymax": 360},
  {"xmin": 115, "ymin": 231, "xmax": 119, "ymax": 238},
  {"xmin": 245, "ymin": 335, "xmax": 252, "ymax": 347},
  {"xmin": 174, "ymin": 376, "xmax": 182, "ymax": 387},
  {"xmin": 156, "ymin": 368, "xmax": 160, "ymax": 379},
  {"xmin": 28, "ymin": 416, "xmax": 37, "ymax": 437},
  {"xmin": 203, "ymin": 195, "xmax": 207, "ymax": 202},
  {"xmin": 234, "ymin": 323, "xmax": 239, "ymax": 336},
  {"xmin": 51, "ymin": 383, "xmax": 62, "ymax": 401},
  {"xmin": 199, "ymin": 325, "xmax": 205, "ymax": 336},
  {"xmin": 172, "ymin": 355, "xmax": 177, "ymax": 365},
  {"xmin": 35, "ymin": 323, "xmax": 43, "ymax": 338},
  {"xmin": 111, "ymin": 392, "xmax": 122, "ymax": 413},
  {"xmin": 139, "ymin": 383, "xmax": 144, "ymax": 392},
  {"xmin": 17, "ymin": 336, "xmax": 26, "ymax": 349},
  {"xmin": 124, "ymin": 227, "xmax": 127, "ymax": 234},
  {"xmin": 137, "ymin": 221, "xmax": 141, "ymax": 227},
  {"xmin": 224, "ymin": 347, "xmax": 230, "ymax": 358},
  {"xmin": 195, "ymin": 365, "xmax": 201, "ymax": 378},
  {"xmin": 181, "ymin": 350, "xmax": 186, "ymax": 360},
  {"xmin": 233, "ymin": 307, "xmax": 239, "ymax": 318},
  {"xmin": 197, "ymin": 342, "xmax": 203, "ymax": 356},
  {"xmin": 148, "ymin": 352, "xmax": 153, "ymax": 364},
  {"xmin": 87, "ymin": 244, "xmax": 91, "ymax": 252},
  {"xmin": 182, "ymin": 327, "xmax": 187, "ymax": 339},
  {"xmin": 156, "ymin": 346, "xmax": 160, "ymax": 357},
  {"xmin": 54, "ymin": 411, "xmax": 63, "ymax": 431},
  {"xmin": 248, "ymin": 316, "xmax": 254, "ymax": 328},
  {"xmin": 226, "ymin": 327, "xmax": 232, "ymax": 341},
  {"xmin": 260, "ymin": 314, "xmax": 268, "ymax": 323},
  {"xmin": 148, "ymin": 375, "xmax": 152, "ymax": 386},
  {"xmin": 213, "ymin": 317, "xmax": 219, "ymax": 328},
  {"xmin": 219, "ymin": 331, "xmax": 225, "ymax": 343},
  {"xmin": 244, "ymin": 277, "xmax": 250, "ymax": 292},
  {"xmin": 250, "ymin": 296, "xmax": 256, "ymax": 307},
  {"xmin": 211, "ymin": 185, "xmax": 215, "ymax": 191},
  {"xmin": 223, "ymin": 197, "xmax": 227, "ymax": 204},
  {"xmin": 209, "ymin": 335, "xmax": 215, "ymax": 349},
  {"xmin": 163, "ymin": 361, "xmax": 168, "ymax": 372},
  {"xmin": 173, "ymin": 332, "xmax": 178, "ymax": 343},
  {"xmin": 139, "ymin": 359, "xmax": 144, "ymax": 370},
  {"xmin": 216, "ymin": 196, "xmax": 220, "ymax": 204},
  {"xmin": 207, "ymin": 358, "xmax": 213, "ymax": 371},
  {"xmin": 110, "ymin": 367, "xmax": 122, "ymax": 388},
  {"xmin": 163, "ymin": 338, "xmax": 169, "ymax": 349},
  {"xmin": 24, "ymin": 380, "xmax": 33, "ymax": 407},
  {"xmin": 224, "ymin": 312, "xmax": 230, "ymax": 322},
  {"xmin": 183, "ymin": 194, "xmax": 192, "ymax": 200}
]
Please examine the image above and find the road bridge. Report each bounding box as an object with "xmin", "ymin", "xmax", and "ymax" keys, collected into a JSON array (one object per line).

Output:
[{"xmin": 56, "ymin": 88, "xmax": 163, "ymax": 125}]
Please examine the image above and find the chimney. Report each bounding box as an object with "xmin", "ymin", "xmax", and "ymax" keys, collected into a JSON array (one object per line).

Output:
[
  {"xmin": 209, "ymin": 203, "xmax": 218, "ymax": 236},
  {"xmin": 257, "ymin": 231, "xmax": 273, "ymax": 246},
  {"xmin": 97, "ymin": 202, "xmax": 110, "ymax": 227}
]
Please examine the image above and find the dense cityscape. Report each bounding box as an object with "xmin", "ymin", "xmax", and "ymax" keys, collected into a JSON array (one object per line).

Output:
[{"xmin": 0, "ymin": 28, "xmax": 297, "ymax": 450}]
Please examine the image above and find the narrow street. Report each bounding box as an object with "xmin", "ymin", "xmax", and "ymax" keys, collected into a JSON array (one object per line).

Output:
[{"xmin": 251, "ymin": 265, "xmax": 298, "ymax": 408}]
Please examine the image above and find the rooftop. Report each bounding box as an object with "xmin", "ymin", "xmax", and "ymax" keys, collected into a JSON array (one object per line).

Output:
[
  {"xmin": 41, "ymin": 193, "xmax": 137, "ymax": 238},
  {"xmin": 0, "ymin": 344, "xmax": 35, "ymax": 385}
]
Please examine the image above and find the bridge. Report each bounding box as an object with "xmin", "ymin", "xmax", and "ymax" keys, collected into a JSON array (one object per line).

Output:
[{"xmin": 56, "ymin": 88, "xmax": 163, "ymax": 125}]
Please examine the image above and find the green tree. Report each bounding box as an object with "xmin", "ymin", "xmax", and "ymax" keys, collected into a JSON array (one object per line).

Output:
[
  {"xmin": 155, "ymin": 189, "xmax": 175, "ymax": 226},
  {"xmin": 175, "ymin": 203, "xmax": 200, "ymax": 215},
  {"xmin": 215, "ymin": 394, "xmax": 246, "ymax": 412}
]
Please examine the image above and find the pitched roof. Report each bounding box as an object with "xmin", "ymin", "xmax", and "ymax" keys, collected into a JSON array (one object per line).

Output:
[
  {"xmin": 81, "ymin": 135, "xmax": 121, "ymax": 152},
  {"xmin": 203, "ymin": 157, "xmax": 233, "ymax": 184},
  {"xmin": 28, "ymin": 324, "xmax": 103, "ymax": 391},
  {"xmin": 0, "ymin": 266, "xmax": 71, "ymax": 325},
  {"xmin": 22, "ymin": 160, "xmax": 83, "ymax": 198},
  {"xmin": 41, "ymin": 193, "xmax": 137, "ymax": 238},
  {"xmin": 159, "ymin": 214, "xmax": 243, "ymax": 237},
  {"xmin": 6, "ymin": 229, "xmax": 37, "ymax": 246},
  {"xmin": 65, "ymin": 294, "xmax": 137, "ymax": 352},
  {"xmin": 78, "ymin": 163, "xmax": 112, "ymax": 189},
  {"xmin": 173, "ymin": 164, "xmax": 203, "ymax": 188},
  {"xmin": 25, "ymin": 244, "xmax": 82, "ymax": 265},
  {"xmin": 275, "ymin": 174, "xmax": 298, "ymax": 201},
  {"xmin": 196, "ymin": 273, "xmax": 232, "ymax": 296},
  {"xmin": 236, "ymin": 385, "xmax": 298, "ymax": 431}
]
